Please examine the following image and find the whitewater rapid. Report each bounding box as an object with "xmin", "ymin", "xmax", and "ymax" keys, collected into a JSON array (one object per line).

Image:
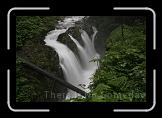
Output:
[{"xmin": 44, "ymin": 16, "xmax": 100, "ymax": 99}]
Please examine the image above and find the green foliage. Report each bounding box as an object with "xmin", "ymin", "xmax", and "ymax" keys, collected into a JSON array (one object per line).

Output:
[
  {"xmin": 16, "ymin": 78, "xmax": 36, "ymax": 102},
  {"xmin": 92, "ymin": 24, "xmax": 146, "ymax": 102},
  {"xmin": 70, "ymin": 22, "xmax": 146, "ymax": 102},
  {"xmin": 16, "ymin": 16, "xmax": 61, "ymax": 49},
  {"xmin": 16, "ymin": 57, "xmax": 39, "ymax": 102},
  {"xmin": 16, "ymin": 16, "xmax": 62, "ymax": 102}
]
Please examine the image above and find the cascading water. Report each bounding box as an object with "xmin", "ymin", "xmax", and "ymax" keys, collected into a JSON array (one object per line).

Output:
[{"xmin": 44, "ymin": 16, "xmax": 100, "ymax": 99}]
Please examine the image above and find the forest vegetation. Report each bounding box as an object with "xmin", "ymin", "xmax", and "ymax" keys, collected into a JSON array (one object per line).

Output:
[{"xmin": 16, "ymin": 16, "xmax": 146, "ymax": 102}]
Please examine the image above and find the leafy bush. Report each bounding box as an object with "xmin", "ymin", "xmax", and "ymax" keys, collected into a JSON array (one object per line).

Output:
[{"xmin": 91, "ymin": 25, "xmax": 146, "ymax": 102}]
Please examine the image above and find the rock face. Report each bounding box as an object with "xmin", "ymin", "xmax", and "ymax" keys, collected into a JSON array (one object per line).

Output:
[{"xmin": 84, "ymin": 16, "xmax": 120, "ymax": 56}]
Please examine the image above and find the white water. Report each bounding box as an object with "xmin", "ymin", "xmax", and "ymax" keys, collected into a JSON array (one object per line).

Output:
[{"xmin": 44, "ymin": 16, "xmax": 100, "ymax": 99}]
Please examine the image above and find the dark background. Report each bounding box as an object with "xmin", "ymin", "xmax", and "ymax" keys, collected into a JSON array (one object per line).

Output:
[{"xmin": 0, "ymin": 0, "xmax": 161, "ymax": 112}]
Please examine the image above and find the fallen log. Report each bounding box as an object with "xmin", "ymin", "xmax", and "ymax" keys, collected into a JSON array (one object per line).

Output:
[{"xmin": 18, "ymin": 57, "xmax": 88, "ymax": 97}]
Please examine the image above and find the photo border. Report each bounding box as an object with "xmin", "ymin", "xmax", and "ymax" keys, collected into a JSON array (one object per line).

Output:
[{"xmin": 7, "ymin": 7, "xmax": 156, "ymax": 112}]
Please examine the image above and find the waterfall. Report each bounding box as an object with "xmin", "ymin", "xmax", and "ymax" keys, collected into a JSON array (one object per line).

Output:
[{"xmin": 44, "ymin": 16, "xmax": 100, "ymax": 99}]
